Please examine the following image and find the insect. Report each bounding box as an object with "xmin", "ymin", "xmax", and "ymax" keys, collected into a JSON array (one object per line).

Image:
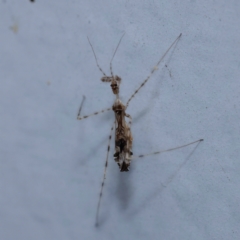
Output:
[{"xmin": 77, "ymin": 33, "xmax": 203, "ymax": 226}]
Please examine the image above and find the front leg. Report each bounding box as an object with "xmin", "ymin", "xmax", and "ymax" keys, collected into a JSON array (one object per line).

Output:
[{"xmin": 77, "ymin": 95, "xmax": 111, "ymax": 120}]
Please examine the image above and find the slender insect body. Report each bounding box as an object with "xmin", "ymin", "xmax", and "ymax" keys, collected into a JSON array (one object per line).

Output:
[
  {"xmin": 77, "ymin": 33, "xmax": 203, "ymax": 226},
  {"xmin": 98, "ymin": 46, "xmax": 132, "ymax": 172},
  {"xmin": 112, "ymin": 98, "xmax": 133, "ymax": 171}
]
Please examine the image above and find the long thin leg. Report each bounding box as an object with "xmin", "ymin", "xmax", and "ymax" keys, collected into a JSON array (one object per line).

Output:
[
  {"xmin": 126, "ymin": 33, "xmax": 182, "ymax": 109},
  {"xmin": 95, "ymin": 121, "xmax": 115, "ymax": 227},
  {"xmin": 77, "ymin": 108, "xmax": 112, "ymax": 120},
  {"xmin": 125, "ymin": 112, "xmax": 132, "ymax": 127},
  {"xmin": 132, "ymin": 138, "xmax": 203, "ymax": 160},
  {"xmin": 77, "ymin": 95, "xmax": 111, "ymax": 120}
]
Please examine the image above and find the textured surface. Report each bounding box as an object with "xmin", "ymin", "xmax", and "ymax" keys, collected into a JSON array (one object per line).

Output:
[{"xmin": 0, "ymin": 0, "xmax": 239, "ymax": 239}]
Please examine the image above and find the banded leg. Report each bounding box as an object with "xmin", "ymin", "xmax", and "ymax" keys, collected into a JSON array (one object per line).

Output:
[
  {"xmin": 126, "ymin": 33, "xmax": 182, "ymax": 109},
  {"xmin": 95, "ymin": 121, "xmax": 115, "ymax": 227},
  {"xmin": 132, "ymin": 139, "xmax": 203, "ymax": 160},
  {"xmin": 77, "ymin": 96, "xmax": 111, "ymax": 120},
  {"xmin": 125, "ymin": 112, "xmax": 132, "ymax": 127}
]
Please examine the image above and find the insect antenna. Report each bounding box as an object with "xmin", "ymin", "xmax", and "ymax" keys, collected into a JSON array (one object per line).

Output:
[
  {"xmin": 110, "ymin": 32, "xmax": 125, "ymax": 77},
  {"xmin": 87, "ymin": 36, "xmax": 107, "ymax": 76},
  {"xmin": 126, "ymin": 33, "xmax": 182, "ymax": 109}
]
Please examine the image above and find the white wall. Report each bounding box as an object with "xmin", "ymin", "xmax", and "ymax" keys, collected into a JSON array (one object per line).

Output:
[{"xmin": 0, "ymin": 0, "xmax": 239, "ymax": 239}]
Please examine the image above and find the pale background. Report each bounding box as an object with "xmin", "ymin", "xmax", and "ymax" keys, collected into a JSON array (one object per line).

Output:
[{"xmin": 0, "ymin": 0, "xmax": 239, "ymax": 239}]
